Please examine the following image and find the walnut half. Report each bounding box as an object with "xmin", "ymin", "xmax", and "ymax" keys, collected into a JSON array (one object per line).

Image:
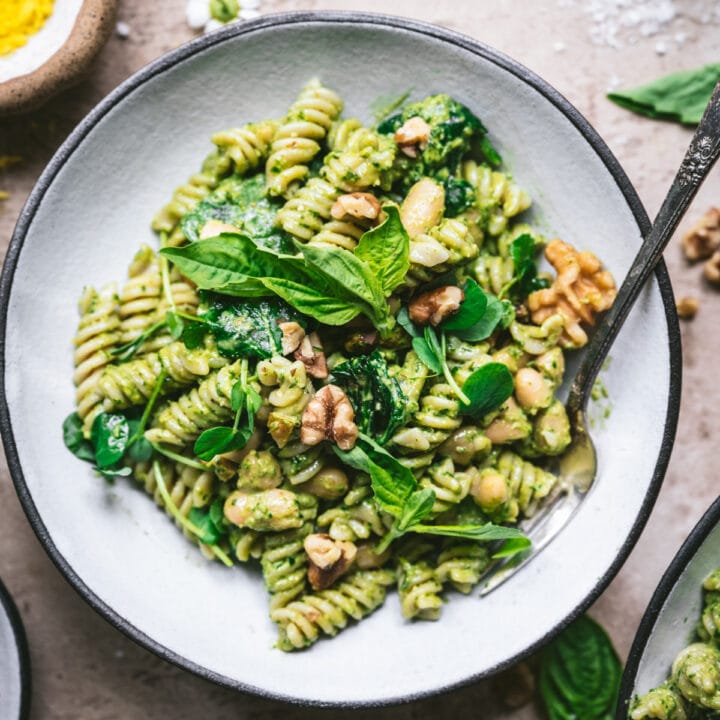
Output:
[
  {"xmin": 682, "ymin": 207, "xmax": 720, "ymax": 261},
  {"xmin": 408, "ymin": 285, "xmax": 465, "ymax": 326},
  {"xmin": 331, "ymin": 192, "xmax": 381, "ymax": 222},
  {"xmin": 300, "ymin": 384, "xmax": 359, "ymax": 450},
  {"xmin": 304, "ymin": 533, "xmax": 357, "ymax": 590},
  {"xmin": 394, "ymin": 116, "xmax": 431, "ymax": 158}
]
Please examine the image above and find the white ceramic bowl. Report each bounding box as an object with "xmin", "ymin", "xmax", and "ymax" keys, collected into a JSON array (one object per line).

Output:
[
  {"xmin": 617, "ymin": 497, "xmax": 720, "ymax": 718},
  {"xmin": 0, "ymin": 579, "xmax": 31, "ymax": 719},
  {"xmin": 0, "ymin": 12, "xmax": 680, "ymax": 707}
]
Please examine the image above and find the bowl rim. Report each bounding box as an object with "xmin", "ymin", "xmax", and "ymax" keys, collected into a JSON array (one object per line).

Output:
[
  {"xmin": 0, "ymin": 576, "xmax": 32, "ymax": 720},
  {"xmin": 0, "ymin": 10, "xmax": 682, "ymax": 708},
  {"xmin": 616, "ymin": 495, "xmax": 720, "ymax": 718}
]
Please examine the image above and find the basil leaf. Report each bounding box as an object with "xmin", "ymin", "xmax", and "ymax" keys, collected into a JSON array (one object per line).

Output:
[
  {"xmin": 181, "ymin": 320, "xmax": 207, "ymax": 349},
  {"xmin": 166, "ymin": 311, "xmax": 184, "ymax": 340},
  {"xmin": 397, "ymin": 488, "xmax": 435, "ymax": 531},
  {"xmin": 262, "ymin": 277, "xmax": 362, "ymax": 326},
  {"xmin": 608, "ymin": 64, "xmax": 720, "ymax": 126},
  {"xmin": 201, "ymin": 295, "xmax": 293, "ymax": 359},
  {"xmin": 194, "ymin": 426, "xmax": 250, "ymax": 461},
  {"xmin": 62, "ymin": 412, "xmax": 96, "ymax": 463},
  {"xmin": 188, "ymin": 506, "xmax": 223, "ymax": 545},
  {"xmin": 493, "ymin": 536, "xmax": 532, "ymax": 559},
  {"xmin": 479, "ymin": 135, "xmax": 502, "ymax": 167},
  {"xmin": 125, "ymin": 419, "xmax": 154, "ymax": 463},
  {"xmin": 354, "ymin": 205, "xmax": 410, "ymax": 296},
  {"xmin": 244, "ymin": 386, "xmax": 262, "ymax": 433},
  {"xmin": 412, "ymin": 337, "xmax": 442, "ymax": 374},
  {"xmin": 301, "ymin": 244, "xmax": 387, "ymax": 315},
  {"xmin": 539, "ymin": 615, "xmax": 622, "ymax": 720},
  {"xmin": 442, "ymin": 278, "xmax": 488, "ymax": 331},
  {"xmin": 460, "ymin": 363, "xmax": 514, "ymax": 419},
  {"xmin": 410, "ymin": 522, "xmax": 529, "ymax": 542},
  {"xmin": 91, "ymin": 413, "xmax": 130, "ymax": 469},
  {"xmin": 443, "ymin": 177, "xmax": 475, "ymax": 217},
  {"xmin": 331, "ymin": 351, "xmax": 409, "ymax": 444},
  {"xmin": 453, "ymin": 294, "xmax": 509, "ymax": 342}
]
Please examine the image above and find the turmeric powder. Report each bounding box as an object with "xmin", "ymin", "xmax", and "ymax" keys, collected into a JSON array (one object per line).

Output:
[{"xmin": 0, "ymin": 0, "xmax": 55, "ymax": 57}]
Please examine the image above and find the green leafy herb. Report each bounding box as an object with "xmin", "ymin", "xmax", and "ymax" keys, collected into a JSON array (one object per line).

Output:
[
  {"xmin": 502, "ymin": 233, "xmax": 550, "ymax": 300},
  {"xmin": 125, "ymin": 419, "xmax": 154, "ymax": 462},
  {"xmin": 331, "ymin": 351, "xmax": 409, "ymax": 445},
  {"xmin": 441, "ymin": 278, "xmax": 488, "ymax": 331},
  {"xmin": 110, "ymin": 319, "xmax": 166, "ymax": 362},
  {"xmin": 188, "ymin": 498, "xmax": 227, "ymax": 545},
  {"xmin": 453, "ymin": 294, "xmax": 512, "ymax": 342},
  {"xmin": 354, "ymin": 206, "xmax": 410, "ymax": 296},
  {"xmin": 91, "ymin": 413, "xmax": 130, "ymax": 469},
  {"xmin": 62, "ymin": 413, "xmax": 95, "ymax": 463},
  {"xmin": 539, "ymin": 615, "xmax": 622, "ymax": 720},
  {"xmin": 334, "ymin": 435, "xmax": 529, "ymax": 554},
  {"xmin": 443, "ymin": 177, "xmax": 475, "ymax": 217},
  {"xmin": 371, "ymin": 89, "xmax": 412, "ymax": 125},
  {"xmin": 479, "ymin": 135, "xmax": 502, "ymax": 167},
  {"xmin": 493, "ymin": 536, "xmax": 533, "ymax": 559},
  {"xmin": 460, "ymin": 363, "xmax": 515, "ymax": 419},
  {"xmin": 411, "ymin": 335, "xmax": 442, "ymax": 374},
  {"xmin": 201, "ymin": 294, "xmax": 301, "ymax": 359},
  {"xmin": 608, "ymin": 64, "xmax": 720, "ymax": 126}
]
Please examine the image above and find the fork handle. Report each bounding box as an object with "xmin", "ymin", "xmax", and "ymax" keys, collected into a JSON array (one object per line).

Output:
[{"xmin": 567, "ymin": 80, "xmax": 720, "ymax": 416}]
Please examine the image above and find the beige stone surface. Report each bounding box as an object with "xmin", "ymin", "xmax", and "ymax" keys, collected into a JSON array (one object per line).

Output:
[{"xmin": 0, "ymin": 1, "xmax": 719, "ymax": 717}]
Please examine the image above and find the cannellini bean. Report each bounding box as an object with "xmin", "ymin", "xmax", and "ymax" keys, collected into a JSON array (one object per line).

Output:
[
  {"xmin": 400, "ymin": 178, "xmax": 445, "ymax": 238},
  {"xmin": 514, "ymin": 368, "xmax": 553, "ymax": 410},
  {"xmin": 470, "ymin": 470, "xmax": 508, "ymax": 512}
]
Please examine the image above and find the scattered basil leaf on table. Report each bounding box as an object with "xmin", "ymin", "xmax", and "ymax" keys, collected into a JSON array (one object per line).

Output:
[
  {"xmin": 539, "ymin": 614, "xmax": 622, "ymax": 720},
  {"xmin": 608, "ymin": 63, "xmax": 720, "ymax": 126}
]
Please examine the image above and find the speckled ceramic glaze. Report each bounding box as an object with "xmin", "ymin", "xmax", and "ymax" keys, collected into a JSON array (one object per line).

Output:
[
  {"xmin": 617, "ymin": 497, "xmax": 720, "ymax": 719},
  {"xmin": 0, "ymin": 0, "xmax": 117, "ymax": 115},
  {"xmin": 0, "ymin": 578, "xmax": 31, "ymax": 719},
  {"xmin": 0, "ymin": 12, "xmax": 680, "ymax": 706}
]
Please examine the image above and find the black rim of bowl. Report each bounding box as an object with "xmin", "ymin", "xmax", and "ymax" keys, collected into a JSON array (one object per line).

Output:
[
  {"xmin": 0, "ymin": 10, "xmax": 682, "ymax": 708},
  {"xmin": 0, "ymin": 577, "xmax": 31, "ymax": 719},
  {"xmin": 616, "ymin": 495, "xmax": 720, "ymax": 718}
]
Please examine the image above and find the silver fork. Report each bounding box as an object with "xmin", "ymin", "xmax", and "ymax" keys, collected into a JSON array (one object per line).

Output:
[{"xmin": 481, "ymin": 80, "xmax": 720, "ymax": 596}]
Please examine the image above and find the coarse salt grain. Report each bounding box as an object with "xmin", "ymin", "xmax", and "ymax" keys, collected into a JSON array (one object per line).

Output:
[{"xmin": 115, "ymin": 21, "xmax": 130, "ymax": 38}]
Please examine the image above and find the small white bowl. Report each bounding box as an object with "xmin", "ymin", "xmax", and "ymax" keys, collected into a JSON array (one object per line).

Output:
[
  {"xmin": 617, "ymin": 497, "xmax": 720, "ymax": 718},
  {"xmin": 0, "ymin": 11, "xmax": 680, "ymax": 706},
  {"xmin": 0, "ymin": 578, "xmax": 31, "ymax": 719}
]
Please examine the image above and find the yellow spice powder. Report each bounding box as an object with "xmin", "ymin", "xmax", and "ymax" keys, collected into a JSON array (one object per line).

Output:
[{"xmin": 0, "ymin": 0, "xmax": 55, "ymax": 57}]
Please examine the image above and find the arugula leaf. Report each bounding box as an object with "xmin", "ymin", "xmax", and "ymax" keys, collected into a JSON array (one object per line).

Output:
[
  {"xmin": 194, "ymin": 426, "xmax": 251, "ymax": 461},
  {"xmin": 125, "ymin": 419, "xmax": 154, "ymax": 462},
  {"xmin": 608, "ymin": 64, "xmax": 720, "ymax": 126},
  {"xmin": 62, "ymin": 413, "xmax": 96, "ymax": 463},
  {"xmin": 244, "ymin": 386, "xmax": 262, "ymax": 433},
  {"xmin": 91, "ymin": 413, "xmax": 130, "ymax": 469},
  {"xmin": 460, "ymin": 362, "xmax": 514, "ymax": 419},
  {"xmin": 442, "ymin": 278, "xmax": 488, "ymax": 331},
  {"xmin": 354, "ymin": 206, "xmax": 410, "ymax": 296},
  {"xmin": 331, "ymin": 351, "xmax": 409, "ymax": 444},
  {"xmin": 410, "ymin": 523, "xmax": 529, "ymax": 542},
  {"xmin": 262, "ymin": 277, "xmax": 362, "ymax": 326},
  {"xmin": 539, "ymin": 615, "xmax": 622, "ymax": 720},
  {"xmin": 201, "ymin": 295, "xmax": 300, "ymax": 359},
  {"xmin": 110, "ymin": 319, "xmax": 166, "ymax": 362}
]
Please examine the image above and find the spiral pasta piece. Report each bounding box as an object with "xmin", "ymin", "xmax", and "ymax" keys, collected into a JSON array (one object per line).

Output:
[
  {"xmin": 471, "ymin": 253, "xmax": 514, "ymax": 296},
  {"xmin": 261, "ymin": 522, "xmax": 313, "ymax": 610},
  {"xmin": 74, "ymin": 284, "xmax": 121, "ymax": 435},
  {"xmin": 144, "ymin": 361, "xmax": 243, "ymax": 446},
  {"xmin": 275, "ymin": 177, "xmax": 339, "ymax": 241},
  {"xmin": 630, "ymin": 685, "xmax": 689, "ymax": 720},
  {"xmin": 152, "ymin": 150, "xmax": 231, "ymax": 237},
  {"xmin": 257, "ymin": 356, "xmax": 314, "ymax": 449},
  {"xmin": 420, "ymin": 458, "xmax": 473, "ymax": 514},
  {"xmin": 463, "ymin": 160, "xmax": 531, "ymax": 237},
  {"xmin": 327, "ymin": 118, "xmax": 363, "ymax": 151},
  {"xmin": 434, "ymin": 541, "xmax": 489, "ymax": 594},
  {"xmin": 98, "ymin": 340, "xmax": 227, "ymax": 411},
  {"xmin": 397, "ymin": 539, "xmax": 443, "ymax": 620},
  {"xmin": 211, "ymin": 119, "xmax": 278, "ymax": 175},
  {"xmin": 271, "ymin": 569, "xmax": 395, "ymax": 651},
  {"xmin": 266, "ymin": 79, "xmax": 343, "ymax": 198}
]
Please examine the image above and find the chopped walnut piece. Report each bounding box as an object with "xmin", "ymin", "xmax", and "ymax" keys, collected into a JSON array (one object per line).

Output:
[
  {"xmin": 676, "ymin": 296, "xmax": 700, "ymax": 320},
  {"xmin": 300, "ymin": 384, "xmax": 358, "ymax": 450},
  {"xmin": 294, "ymin": 331, "xmax": 328, "ymax": 379},
  {"xmin": 330, "ymin": 192, "xmax": 381, "ymax": 222},
  {"xmin": 278, "ymin": 321, "xmax": 305, "ymax": 355},
  {"xmin": 394, "ymin": 116, "xmax": 431, "ymax": 157},
  {"xmin": 682, "ymin": 207, "xmax": 720, "ymax": 261},
  {"xmin": 527, "ymin": 239, "xmax": 617, "ymax": 348},
  {"xmin": 408, "ymin": 285, "xmax": 465, "ymax": 326},
  {"xmin": 704, "ymin": 250, "xmax": 720, "ymax": 285},
  {"xmin": 199, "ymin": 219, "xmax": 240, "ymax": 239},
  {"xmin": 304, "ymin": 533, "xmax": 357, "ymax": 590}
]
